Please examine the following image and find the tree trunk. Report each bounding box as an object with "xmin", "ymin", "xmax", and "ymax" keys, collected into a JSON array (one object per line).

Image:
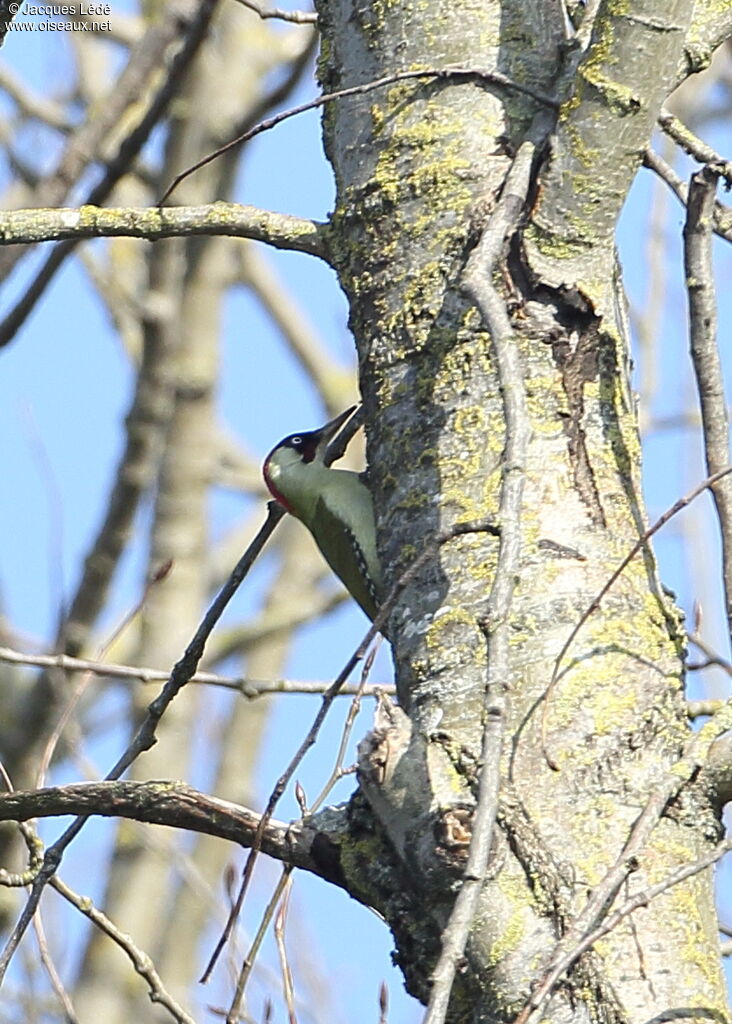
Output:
[{"xmin": 316, "ymin": 0, "xmax": 729, "ymax": 1019}]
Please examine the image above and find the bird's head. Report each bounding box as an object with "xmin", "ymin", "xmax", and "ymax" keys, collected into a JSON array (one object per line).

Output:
[{"xmin": 262, "ymin": 406, "xmax": 356, "ymax": 513}]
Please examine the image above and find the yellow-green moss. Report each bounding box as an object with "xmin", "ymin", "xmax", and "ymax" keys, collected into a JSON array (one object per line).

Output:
[
  {"xmin": 399, "ymin": 543, "xmax": 419, "ymax": 564},
  {"xmin": 559, "ymin": 89, "xmax": 581, "ymax": 123},
  {"xmin": 486, "ymin": 893, "xmax": 527, "ymax": 968},
  {"xmin": 524, "ymin": 221, "xmax": 589, "ymax": 262},
  {"xmin": 393, "ymin": 490, "xmax": 432, "ymax": 513},
  {"xmin": 564, "ymin": 122, "xmax": 601, "ymax": 170},
  {"xmin": 546, "ymin": 585, "xmax": 680, "ymax": 741},
  {"xmin": 670, "ymin": 880, "xmax": 725, "ymax": 997},
  {"xmin": 579, "ymin": 7, "xmax": 618, "ymax": 87},
  {"xmin": 425, "ymin": 605, "xmax": 476, "ymax": 656},
  {"xmin": 547, "ymin": 634, "xmax": 643, "ymax": 737},
  {"xmin": 338, "ymin": 833, "xmax": 390, "ymax": 907},
  {"xmin": 526, "ymin": 374, "xmax": 568, "ymax": 428},
  {"xmin": 368, "ymin": 89, "xmax": 474, "ymax": 218},
  {"xmin": 487, "ymin": 880, "xmax": 528, "ymax": 966},
  {"xmin": 580, "ymin": 56, "xmax": 640, "ymax": 114}
]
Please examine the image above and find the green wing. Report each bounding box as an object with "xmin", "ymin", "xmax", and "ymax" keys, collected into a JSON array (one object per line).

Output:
[{"xmin": 312, "ymin": 489, "xmax": 382, "ymax": 620}]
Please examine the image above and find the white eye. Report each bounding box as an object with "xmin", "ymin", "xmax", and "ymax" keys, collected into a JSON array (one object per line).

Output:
[{"xmin": 291, "ymin": 436, "xmax": 303, "ymax": 445}]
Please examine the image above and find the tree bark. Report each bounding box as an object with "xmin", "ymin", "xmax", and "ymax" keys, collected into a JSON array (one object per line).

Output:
[{"xmin": 317, "ymin": 0, "xmax": 727, "ymax": 1020}]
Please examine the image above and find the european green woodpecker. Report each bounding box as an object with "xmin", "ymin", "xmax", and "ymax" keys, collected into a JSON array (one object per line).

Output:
[{"xmin": 263, "ymin": 407, "xmax": 382, "ymax": 621}]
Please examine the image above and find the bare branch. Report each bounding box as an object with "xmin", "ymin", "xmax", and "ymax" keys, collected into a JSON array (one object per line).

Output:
[
  {"xmin": 0, "ymin": 501, "xmax": 285, "ymax": 985},
  {"xmin": 0, "ymin": 66, "xmax": 72, "ymax": 131},
  {"xmin": 679, "ymin": 10, "xmax": 732, "ymax": 86},
  {"xmin": 0, "ymin": 780, "xmax": 331, "ymax": 880},
  {"xmin": 516, "ymin": 696, "xmax": 732, "ymax": 1024},
  {"xmin": 684, "ymin": 167, "xmax": 732, "ymax": 639},
  {"xmin": 232, "ymin": 0, "xmax": 317, "ymax": 23},
  {"xmin": 643, "ymin": 147, "xmax": 732, "ymax": 243},
  {"xmin": 424, "ymin": 140, "xmax": 534, "ymax": 1024},
  {"xmin": 0, "ymin": 0, "xmax": 199, "ymax": 280},
  {"xmin": 0, "ymin": 811, "xmax": 79, "ymax": 1021},
  {"xmin": 58, "ymin": 333, "xmax": 176, "ymax": 658},
  {"xmin": 688, "ymin": 630, "xmax": 732, "ymax": 678},
  {"xmin": 274, "ymin": 877, "xmax": 297, "ymax": 1024},
  {"xmin": 309, "ymin": 640, "xmax": 380, "ymax": 814},
  {"xmin": 0, "ymin": 813, "xmax": 43, "ymax": 888},
  {"xmin": 160, "ymin": 66, "xmax": 558, "ymax": 204},
  {"xmin": 205, "ymin": 518, "xmax": 499, "ymax": 992},
  {"xmin": 33, "ymin": 908, "xmax": 79, "ymax": 1024},
  {"xmin": 0, "ymin": 0, "xmax": 219, "ymax": 348},
  {"xmin": 0, "ymin": 644, "xmax": 393, "ymax": 698},
  {"xmin": 0, "ymin": 204, "xmax": 329, "ymax": 259},
  {"xmin": 229, "ymin": 868, "xmax": 294, "ymax": 1023},
  {"xmin": 238, "ymin": 244, "xmax": 348, "ymax": 407},
  {"xmin": 38, "ymin": 566, "xmax": 173, "ymax": 788},
  {"xmin": 658, "ymin": 106, "xmax": 732, "ymax": 184},
  {"xmin": 50, "ymin": 875, "xmax": 198, "ymax": 1024}
]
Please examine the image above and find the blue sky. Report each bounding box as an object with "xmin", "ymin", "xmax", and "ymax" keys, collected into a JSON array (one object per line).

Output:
[{"xmin": 0, "ymin": 10, "xmax": 731, "ymax": 1023}]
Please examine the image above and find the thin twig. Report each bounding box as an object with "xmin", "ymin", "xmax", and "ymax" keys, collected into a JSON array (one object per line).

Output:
[
  {"xmin": 226, "ymin": 867, "xmax": 293, "ymax": 1023},
  {"xmin": 206, "ymin": 519, "xmax": 499, "ymax": 997},
  {"xmin": 643, "ymin": 148, "xmax": 732, "ymax": 243},
  {"xmin": 683, "ymin": 167, "xmax": 732, "ymax": 641},
  {"xmin": 0, "ymin": 502, "xmax": 285, "ymax": 985},
  {"xmin": 33, "ymin": 909, "xmax": 79, "ymax": 1024},
  {"xmin": 37, "ymin": 565, "xmax": 171, "ymax": 787},
  {"xmin": 0, "ymin": 779, "xmax": 74, "ymax": 1020},
  {"xmin": 50, "ymin": 876, "xmax": 196, "ymax": 1024},
  {"xmin": 214, "ymin": 20, "xmax": 318, "ymax": 187},
  {"xmin": 0, "ymin": 775, "xmax": 73, "ymax": 1021},
  {"xmin": 274, "ymin": 875, "xmax": 297, "ymax": 1024},
  {"xmin": 0, "ymin": 645, "xmax": 393, "ymax": 699},
  {"xmin": 423, "ymin": 142, "xmax": 534, "ymax": 1024},
  {"xmin": 536, "ymin": 835, "xmax": 732, "ymax": 983},
  {"xmin": 0, "ymin": 0, "xmax": 219, "ymax": 348},
  {"xmin": 159, "ymin": 66, "xmax": 557, "ymax": 204},
  {"xmin": 0, "ymin": 789, "xmax": 79, "ymax": 1024},
  {"xmin": 233, "ymin": 0, "xmax": 316, "ymax": 23},
  {"xmin": 515, "ymin": 697, "xmax": 732, "ymax": 1024},
  {"xmin": 658, "ymin": 107, "xmax": 732, "ymax": 185},
  {"xmin": 309, "ymin": 639, "xmax": 380, "ymax": 813},
  {"xmin": 541, "ymin": 465, "xmax": 732, "ymax": 767},
  {"xmin": 688, "ymin": 630, "xmax": 732, "ymax": 677}
]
